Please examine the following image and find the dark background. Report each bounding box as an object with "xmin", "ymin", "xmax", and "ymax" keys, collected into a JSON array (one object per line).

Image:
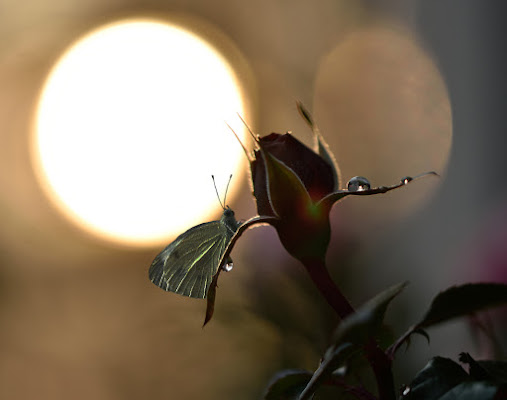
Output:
[{"xmin": 0, "ymin": 1, "xmax": 505, "ymax": 398}]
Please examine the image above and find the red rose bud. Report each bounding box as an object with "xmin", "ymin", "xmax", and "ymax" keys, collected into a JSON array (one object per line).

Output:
[
  {"xmin": 251, "ymin": 136, "xmax": 335, "ymax": 261},
  {"xmin": 247, "ymin": 109, "xmax": 437, "ymax": 262},
  {"xmin": 251, "ymin": 133, "xmax": 336, "ymax": 217}
]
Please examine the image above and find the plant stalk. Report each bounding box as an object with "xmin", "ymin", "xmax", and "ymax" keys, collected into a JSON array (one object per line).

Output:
[
  {"xmin": 302, "ymin": 256, "xmax": 355, "ymax": 319},
  {"xmin": 364, "ymin": 340, "xmax": 396, "ymax": 400},
  {"xmin": 301, "ymin": 257, "xmax": 396, "ymax": 400}
]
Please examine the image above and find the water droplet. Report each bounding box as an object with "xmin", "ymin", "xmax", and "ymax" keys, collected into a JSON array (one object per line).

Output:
[
  {"xmin": 402, "ymin": 386, "xmax": 411, "ymax": 396},
  {"xmin": 347, "ymin": 176, "xmax": 371, "ymax": 192},
  {"xmin": 333, "ymin": 365, "xmax": 347, "ymax": 376},
  {"xmin": 222, "ymin": 262, "xmax": 233, "ymax": 272},
  {"xmin": 401, "ymin": 176, "xmax": 413, "ymax": 184}
]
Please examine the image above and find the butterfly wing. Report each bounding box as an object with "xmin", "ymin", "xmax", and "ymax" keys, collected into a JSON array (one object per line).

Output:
[{"xmin": 149, "ymin": 220, "xmax": 232, "ymax": 299}]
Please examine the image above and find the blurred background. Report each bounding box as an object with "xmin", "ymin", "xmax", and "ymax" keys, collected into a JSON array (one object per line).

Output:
[{"xmin": 1, "ymin": 0, "xmax": 506, "ymax": 398}]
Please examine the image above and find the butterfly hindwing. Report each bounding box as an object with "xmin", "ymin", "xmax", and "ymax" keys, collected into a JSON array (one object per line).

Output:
[{"xmin": 149, "ymin": 209, "xmax": 239, "ymax": 299}]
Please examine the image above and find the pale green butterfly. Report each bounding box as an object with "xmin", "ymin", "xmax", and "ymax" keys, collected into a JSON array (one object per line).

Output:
[{"xmin": 148, "ymin": 175, "xmax": 241, "ymax": 298}]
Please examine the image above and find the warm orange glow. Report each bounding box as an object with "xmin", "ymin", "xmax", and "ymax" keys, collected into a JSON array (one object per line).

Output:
[
  {"xmin": 313, "ymin": 26, "xmax": 452, "ymax": 232},
  {"xmin": 32, "ymin": 19, "xmax": 250, "ymax": 246}
]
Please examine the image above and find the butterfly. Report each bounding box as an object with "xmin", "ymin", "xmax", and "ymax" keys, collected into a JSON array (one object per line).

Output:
[{"xmin": 148, "ymin": 176, "xmax": 241, "ymax": 298}]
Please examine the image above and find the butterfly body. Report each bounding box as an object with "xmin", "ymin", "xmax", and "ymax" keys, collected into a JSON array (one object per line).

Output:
[{"xmin": 149, "ymin": 207, "xmax": 241, "ymax": 298}]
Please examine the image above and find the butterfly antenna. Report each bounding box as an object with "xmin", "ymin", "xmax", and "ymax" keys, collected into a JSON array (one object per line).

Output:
[
  {"xmin": 211, "ymin": 175, "xmax": 225, "ymax": 209},
  {"xmin": 223, "ymin": 174, "xmax": 233, "ymax": 207},
  {"xmin": 237, "ymin": 113, "xmax": 259, "ymax": 145},
  {"xmin": 226, "ymin": 122, "xmax": 252, "ymax": 161}
]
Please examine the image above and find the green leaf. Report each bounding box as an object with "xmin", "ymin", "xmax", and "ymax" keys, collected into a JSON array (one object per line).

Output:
[
  {"xmin": 298, "ymin": 282, "xmax": 407, "ymax": 400},
  {"xmin": 437, "ymin": 382, "xmax": 500, "ymax": 400},
  {"xmin": 418, "ymin": 283, "xmax": 507, "ymax": 328},
  {"xmin": 459, "ymin": 353, "xmax": 492, "ymax": 381},
  {"xmin": 459, "ymin": 353, "xmax": 507, "ymax": 383},
  {"xmin": 401, "ymin": 357, "xmax": 469, "ymax": 399},
  {"xmin": 333, "ymin": 282, "xmax": 408, "ymax": 345},
  {"xmin": 476, "ymin": 361, "xmax": 507, "ymax": 384},
  {"xmin": 388, "ymin": 283, "xmax": 507, "ymax": 357},
  {"xmin": 296, "ymin": 101, "xmax": 340, "ymax": 190},
  {"xmin": 263, "ymin": 369, "xmax": 312, "ymax": 400},
  {"xmin": 298, "ymin": 343, "xmax": 358, "ymax": 400},
  {"xmin": 402, "ymin": 357, "xmax": 507, "ymax": 399}
]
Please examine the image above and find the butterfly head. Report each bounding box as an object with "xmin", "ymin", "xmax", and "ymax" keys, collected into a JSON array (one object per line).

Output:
[
  {"xmin": 223, "ymin": 206, "xmax": 234, "ymax": 218},
  {"xmin": 220, "ymin": 205, "xmax": 241, "ymax": 232}
]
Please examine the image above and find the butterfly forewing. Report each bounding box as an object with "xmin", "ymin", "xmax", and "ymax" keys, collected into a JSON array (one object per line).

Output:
[{"xmin": 149, "ymin": 209, "xmax": 240, "ymax": 299}]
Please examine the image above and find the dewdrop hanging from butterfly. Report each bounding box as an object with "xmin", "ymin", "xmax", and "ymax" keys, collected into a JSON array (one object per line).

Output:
[{"xmin": 148, "ymin": 102, "xmax": 437, "ymax": 325}]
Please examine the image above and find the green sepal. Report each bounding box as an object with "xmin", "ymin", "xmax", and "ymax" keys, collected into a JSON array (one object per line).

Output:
[
  {"xmin": 260, "ymin": 148, "xmax": 312, "ymax": 219},
  {"xmin": 203, "ymin": 216, "xmax": 279, "ymax": 326},
  {"xmin": 296, "ymin": 101, "xmax": 341, "ymax": 190},
  {"xmin": 318, "ymin": 172, "xmax": 438, "ymax": 213}
]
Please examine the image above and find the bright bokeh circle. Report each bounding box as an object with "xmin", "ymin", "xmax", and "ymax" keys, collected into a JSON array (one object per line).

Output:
[{"xmin": 33, "ymin": 19, "xmax": 250, "ymax": 246}]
